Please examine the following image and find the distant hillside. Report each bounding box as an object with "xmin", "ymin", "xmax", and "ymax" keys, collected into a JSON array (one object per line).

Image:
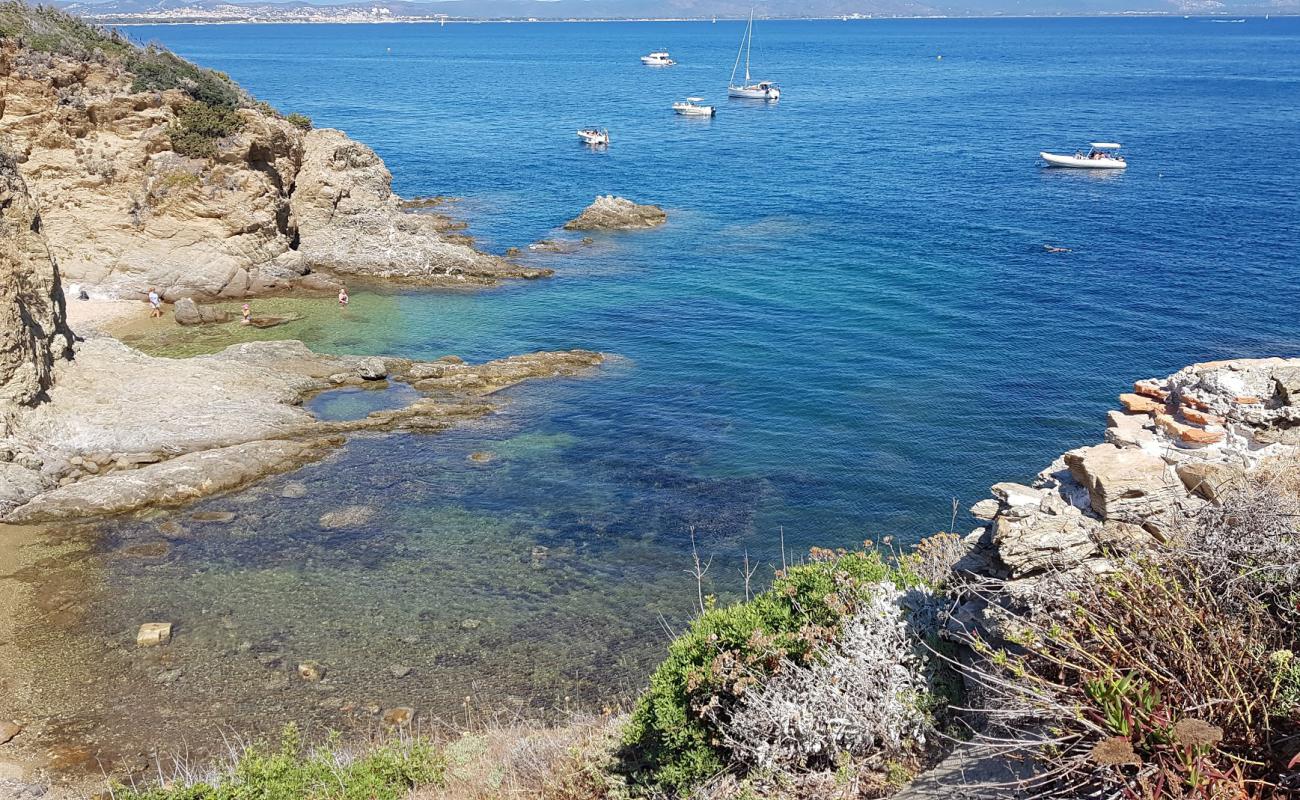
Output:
[{"xmin": 52, "ymin": 0, "xmax": 1300, "ymax": 22}]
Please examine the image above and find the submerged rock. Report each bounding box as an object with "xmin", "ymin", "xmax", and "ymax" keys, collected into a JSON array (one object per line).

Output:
[
  {"xmin": 319, "ymin": 505, "xmax": 375, "ymax": 530},
  {"xmin": 529, "ymin": 238, "xmax": 588, "ymax": 254},
  {"xmin": 563, "ymin": 195, "xmax": 667, "ymax": 231},
  {"xmin": 297, "ymin": 661, "xmax": 326, "ymax": 682},
  {"xmin": 136, "ymin": 622, "xmax": 173, "ymax": 647},
  {"xmin": 192, "ymin": 511, "xmax": 236, "ymax": 523}
]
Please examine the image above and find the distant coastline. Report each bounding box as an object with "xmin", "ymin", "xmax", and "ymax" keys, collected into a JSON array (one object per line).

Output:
[
  {"xmin": 81, "ymin": 12, "xmax": 1294, "ymax": 26},
  {"xmin": 91, "ymin": 13, "xmax": 1289, "ymax": 25}
]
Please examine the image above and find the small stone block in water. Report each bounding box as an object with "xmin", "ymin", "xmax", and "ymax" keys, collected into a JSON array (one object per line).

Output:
[
  {"xmin": 297, "ymin": 661, "xmax": 327, "ymax": 682},
  {"xmin": 136, "ymin": 622, "xmax": 173, "ymax": 647}
]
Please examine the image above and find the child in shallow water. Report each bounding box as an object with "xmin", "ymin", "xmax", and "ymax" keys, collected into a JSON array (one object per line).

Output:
[
  {"xmin": 338, "ymin": 286, "xmax": 349, "ymax": 307},
  {"xmin": 241, "ymin": 303, "xmax": 252, "ymax": 325}
]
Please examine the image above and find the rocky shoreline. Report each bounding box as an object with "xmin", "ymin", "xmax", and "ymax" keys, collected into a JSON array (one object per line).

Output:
[
  {"xmin": 1, "ymin": 336, "xmax": 603, "ymax": 522},
  {"xmin": 943, "ymin": 357, "xmax": 1300, "ymax": 654},
  {"xmin": 0, "ymin": 36, "xmax": 554, "ymax": 299}
]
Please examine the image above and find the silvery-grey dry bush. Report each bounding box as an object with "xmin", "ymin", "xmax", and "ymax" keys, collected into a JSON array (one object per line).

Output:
[
  {"xmin": 1183, "ymin": 475, "xmax": 1300, "ymax": 625},
  {"xmin": 722, "ymin": 581, "xmax": 933, "ymax": 773},
  {"xmin": 943, "ymin": 471, "xmax": 1300, "ymax": 800}
]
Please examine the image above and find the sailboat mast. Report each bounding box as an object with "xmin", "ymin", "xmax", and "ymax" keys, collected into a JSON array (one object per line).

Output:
[
  {"xmin": 744, "ymin": 9, "xmax": 752, "ymax": 82},
  {"xmin": 729, "ymin": 13, "xmax": 746, "ymax": 86}
]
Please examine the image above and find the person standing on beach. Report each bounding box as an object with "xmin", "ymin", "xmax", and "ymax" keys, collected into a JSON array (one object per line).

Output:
[
  {"xmin": 147, "ymin": 287, "xmax": 162, "ymax": 319},
  {"xmin": 338, "ymin": 285, "xmax": 349, "ymax": 308}
]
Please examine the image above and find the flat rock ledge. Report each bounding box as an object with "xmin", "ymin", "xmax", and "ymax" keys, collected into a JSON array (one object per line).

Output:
[
  {"xmin": 0, "ymin": 336, "xmax": 603, "ymax": 523},
  {"xmin": 563, "ymin": 195, "xmax": 667, "ymax": 231}
]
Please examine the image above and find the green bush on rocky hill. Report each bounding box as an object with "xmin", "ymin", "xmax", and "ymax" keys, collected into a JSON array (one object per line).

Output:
[
  {"xmin": 620, "ymin": 546, "xmax": 958, "ymax": 796},
  {"xmin": 0, "ymin": 1, "xmax": 130, "ymax": 57}
]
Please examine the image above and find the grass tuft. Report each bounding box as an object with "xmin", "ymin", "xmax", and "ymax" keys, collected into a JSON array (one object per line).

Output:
[{"xmin": 111, "ymin": 724, "xmax": 444, "ymax": 800}]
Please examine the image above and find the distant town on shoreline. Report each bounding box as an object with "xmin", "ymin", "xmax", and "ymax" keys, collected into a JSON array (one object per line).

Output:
[{"xmin": 55, "ymin": 0, "xmax": 1298, "ymax": 27}]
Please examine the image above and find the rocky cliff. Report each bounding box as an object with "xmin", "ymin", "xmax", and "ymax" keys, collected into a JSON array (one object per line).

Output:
[
  {"xmin": 0, "ymin": 6, "xmax": 544, "ymax": 300},
  {"xmin": 0, "ymin": 148, "xmax": 72, "ymax": 429},
  {"xmin": 951, "ymin": 357, "xmax": 1300, "ymax": 637}
]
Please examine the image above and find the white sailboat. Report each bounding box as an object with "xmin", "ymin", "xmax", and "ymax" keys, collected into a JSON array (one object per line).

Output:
[{"xmin": 728, "ymin": 9, "xmax": 780, "ymax": 100}]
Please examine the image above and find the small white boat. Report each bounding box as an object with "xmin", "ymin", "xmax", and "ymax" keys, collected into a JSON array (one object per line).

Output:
[
  {"xmin": 672, "ymin": 97, "xmax": 716, "ymax": 116},
  {"xmin": 728, "ymin": 10, "xmax": 781, "ymax": 100},
  {"xmin": 1040, "ymin": 142, "xmax": 1127, "ymax": 169},
  {"xmin": 577, "ymin": 128, "xmax": 609, "ymax": 146},
  {"xmin": 641, "ymin": 51, "xmax": 675, "ymax": 66}
]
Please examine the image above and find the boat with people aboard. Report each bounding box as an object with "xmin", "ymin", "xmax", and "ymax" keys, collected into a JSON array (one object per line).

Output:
[
  {"xmin": 1040, "ymin": 142, "xmax": 1127, "ymax": 169},
  {"xmin": 577, "ymin": 128, "xmax": 609, "ymax": 146},
  {"xmin": 728, "ymin": 9, "xmax": 780, "ymax": 100},
  {"xmin": 672, "ymin": 97, "xmax": 716, "ymax": 117},
  {"xmin": 641, "ymin": 51, "xmax": 675, "ymax": 66}
]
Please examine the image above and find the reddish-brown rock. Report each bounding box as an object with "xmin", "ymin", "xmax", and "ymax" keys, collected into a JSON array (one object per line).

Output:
[
  {"xmin": 1119, "ymin": 393, "xmax": 1163, "ymax": 414},
  {"xmin": 1180, "ymin": 406, "xmax": 1222, "ymax": 427},
  {"xmin": 1134, "ymin": 381, "xmax": 1170, "ymax": 402}
]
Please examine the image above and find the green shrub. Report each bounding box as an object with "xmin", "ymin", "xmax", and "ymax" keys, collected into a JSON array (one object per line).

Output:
[
  {"xmin": 285, "ymin": 112, "xmax": 313, "ymax": 131},
  {"xmin": 169, "ymin": 101, "xmax": 244, "ymax": 159},
  {"xmin": 112, "ymin": 724, "xmax": 444, "ymax": 800},
  {"xmin": 0, "ymin": 2, "xmax": 131, "ymax": 58},
  {"xmin": 621, "ymin": 548, "xmax": 919, "ymax": 795},
  {"xmin": 127, "ymin": 46, "xmax": 243, "ymax": 109}
]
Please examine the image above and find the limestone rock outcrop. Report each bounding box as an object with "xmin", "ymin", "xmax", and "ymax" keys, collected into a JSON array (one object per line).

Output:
[
  {"xmin": 0, "ymin": 35, "xmax": 546, "ymax": 300},
  {"xmin": 0, "ymin": 148, "xmax": 73, "ymax": 427},
  {"xmin": 564, "ymin": 195, "xmax": 667, "ymax": 231},
  {"xmin": 290, "ymin": 129, "xmax": 550, "ymax": 285},
  {"xmin": 173, "ymin": 297, "xmax": 232, "ymax": 325},
  {"xmin": 952, "ymin": 357, "xmax": 1300, "ymax": 639}
]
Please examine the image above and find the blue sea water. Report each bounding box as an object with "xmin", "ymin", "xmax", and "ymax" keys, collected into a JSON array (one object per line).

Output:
[{"xmin": 47, "ymin": 18, "xmax": 1300, "ymax": 741}]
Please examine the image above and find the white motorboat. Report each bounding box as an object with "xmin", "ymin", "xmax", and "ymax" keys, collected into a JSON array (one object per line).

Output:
[
  {"xmin": 672, "ymin": 97, "xmax": 716, "ymax": 116},
  {"xmin": 1040, "ymin": 142, "xmax": 1127, "ymax": 169},
  {"xmin": 641, "ymin": 51, "xmax": 675, "ymax": 66},
  {"xmin": 577, "ymin": 128, "xmax": 609, "ymax": 146},
  {"xmin": 728, "ymin": 10, "xmax": 780, "ymax": 100}
]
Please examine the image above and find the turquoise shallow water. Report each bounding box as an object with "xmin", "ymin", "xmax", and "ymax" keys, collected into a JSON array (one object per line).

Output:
[{"xmin": 29, "ymin": 18, "xmax": 1300, "ymax": 750}]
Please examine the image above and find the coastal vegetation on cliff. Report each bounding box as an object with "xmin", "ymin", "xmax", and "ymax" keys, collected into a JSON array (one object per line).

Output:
[{"xmin": 620, "ymin": 547, "xmax": 957, "ymax": 796}]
